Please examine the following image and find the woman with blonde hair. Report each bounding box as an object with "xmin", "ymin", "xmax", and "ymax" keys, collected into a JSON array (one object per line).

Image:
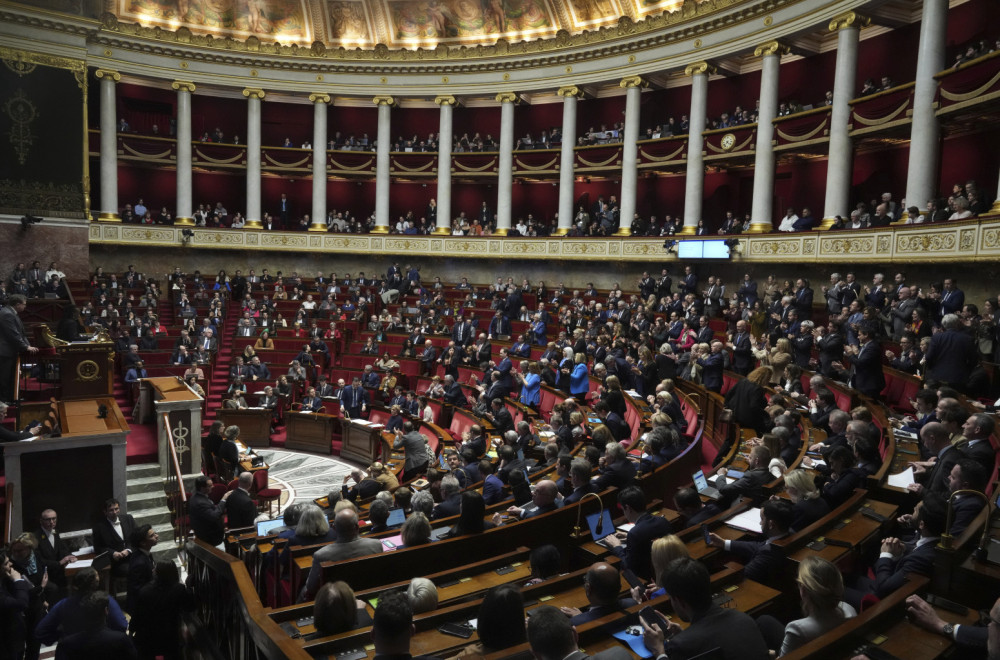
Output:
[
  {"xmin": 783, "ymin": 468, "xmax": 830, "ymax": 532},
  {"xmin": 631, "ymin": 534, "xmax": 690, "ymax": 602},
  {"xmin": 370, "ymin": 462, "xmax": 400, "ymax": 492},
  {"xmin": 758, "ymin": 556, "xmax": 856, "ymax": 655}
]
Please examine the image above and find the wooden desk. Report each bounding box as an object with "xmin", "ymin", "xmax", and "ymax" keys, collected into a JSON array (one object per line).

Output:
[
  {"xmin": 219, "ymin": 408, "xmax": 272, "ymax": 448},
  {"xmin": 3, "ymin": 397, "xmax": 129, "ymax": 534},
  {"xmin": 286, "ymin": 412, "xmax": 337, "ymax": 454},
  {"xmin": 341, "ymin": 419, "xmax": 383, "ymax": 464}
]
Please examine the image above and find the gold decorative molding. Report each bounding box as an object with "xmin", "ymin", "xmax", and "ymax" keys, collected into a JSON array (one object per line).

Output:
[
  {"xmin": 684, "ymin": 61, "xmax": 717, "ymax": 77},
  {"xmin": 753, "ymin": 41, "xmax": 790, "ymax": 58},
  {"xmin": 828, "ymin": 11, "xmax": 871, "ymax": 32},
  {"xmin": 171, "ymin": 80, "xmax": 196, "ymax": 92},
  {"xmin": 557, "ymin": 86, "xmax": 584, "ymax": 98},
  {"xmin": 94, "ymin": 68, "xmax": 121, "ymax": 82},
  {"xmin": 242, "ymin": 88, "xmax": 266, "ymax": 100},
  {"xmin": 495, "ymin": 92, "xmax": 518, "ymax": 104},
  {"xmin": 0, "ymin": 46, "xmax": 85, "ymax": 74},
  {"xmin": 435, "ymin": 95, "xmax": 457, "ymax": 106},
  {"xmin": 173, "ymin": 216, "xmax": 194, "ymax": 226},
  {"xmin": 309, "ymin": 92, "xmax": 331, "ymax": 104},
  {"xmin": 372, "ymin": 95, "xmax": 394, "ymax": 106},
  {"xmin": 620, "ymin": 75, "xmax": 647, "ymax": 89}
]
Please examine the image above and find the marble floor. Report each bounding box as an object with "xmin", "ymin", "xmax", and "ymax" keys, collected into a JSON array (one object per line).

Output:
[{"xmin": 254, "ymin": 448, "xmax": 357, "ymax": 516}]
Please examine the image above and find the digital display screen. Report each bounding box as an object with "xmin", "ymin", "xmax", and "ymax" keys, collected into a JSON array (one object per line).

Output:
[{"xmin": 677, "ymin": 240, "xmax": 731, "ymax": 259}]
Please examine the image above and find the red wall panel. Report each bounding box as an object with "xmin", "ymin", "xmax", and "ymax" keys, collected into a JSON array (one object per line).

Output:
[
  {"xmin": 191, "ymin": 96, "xmax": 244, "ymax": 142},
  {"xmin": 453, "ymin": 106, "xmax": 501, "ymax": 143},
  {"xmin": 261, "ymin": 101, "xmax": 314, "ymax": 147}
]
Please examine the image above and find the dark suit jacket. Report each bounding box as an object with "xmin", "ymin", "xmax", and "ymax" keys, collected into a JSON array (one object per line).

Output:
[
  {"xmin": 340, "ymin": 386, "xmax": 369, "ymax": 417},
  {"xmin": 188, "ymin": 491, "xmax": 226, "ymax": 546},
  {"xmin": 491, "ymin": 407, "xmax": 514, "ymax": 435},
  {"xmin": 394, "ymin": 431, "xmax": 429, "ymax": 472},
  {"xmin": 227, "ymin": 489, "xmax": 257, "ymax": 530},
  {"xmin": 92, "ymin": 514, "xmax": 136, "ymax": 557},
  {"xmin": 482, "ymin": 474, "xmax": 505, "ymax": 505},
  {"xmin": 126, "ymin": 550, "xmax": 154, "ymax": 613},
  {"xmin": 664, "ymin": 605, "xmax": 770, "ymax": 660},
  {"xmin": 717, "ymin": 467, "xmax": 770, "ymax": 507},
  {"xmin": 950, "ymin": 495, "xmax": 985, "ymax": 536},
  {"xmin": 55, "ymin": 628, "xmax": 137, "ymax": 660},
  {"xmin": 592, "ymin": 459, "xmax": 637, "ymax": 492},
  {"xmin": 924, "ymin": 446, "xmax": 964, "ymax": 496},
  {"xmin": 924, "ymin": 329, "xmax": 979, "ymax": 387},
  {"xmin": 849, "ymin": 340, "xmax": 885, "ymax": 397},
  {"xmin": 698, "ymin": 352, "xmax": 724, "ymax": 392},
  {"xmin": 431, "ymin": 493, "xmax": 462, "ymax": 520},
  {"xmin": 36, "ymin": 529, "xmax": 72, "ymax": 582},
  {"xmin": 962, "ymin": 439, "xmax": 997, "ymax": 476},
  {"xmin": 874, "ymin": 539, "xmax": 938, "ymax": 598},
  {"xmin": 611, "ymin": 512, "xmax": 672, "ymax": 580},
  {"xmin": 817, "ymin": 332, "xmax": 845, "ymax": 377},
  {"xmin": 724, "ymin": 380, "xmax": 770, "ymax": 435},
  {"xmin": 731, "ymin": 333, "xmax": 753, "ymax": 373},
  {"xmin": 729, "ymin": 538, "xmax": 785, "ymax": 584},
  {"xmin": 790, "ymin": 497, "xmax": 830, "ymax": 532}
]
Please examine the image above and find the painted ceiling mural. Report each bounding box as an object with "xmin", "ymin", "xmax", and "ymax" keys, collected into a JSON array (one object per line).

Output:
[{"xmin": 101, "ymin": 0, "xmax": 691, "ymax": 47}]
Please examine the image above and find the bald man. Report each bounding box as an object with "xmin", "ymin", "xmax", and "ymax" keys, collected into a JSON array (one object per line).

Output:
[
  {"xmin": 560, "ymin": 562, "xmax": 636, "ymax": 625},
  {"xmin": 493, "ymin": 479, "xmax": 560, "ymax": 524}
]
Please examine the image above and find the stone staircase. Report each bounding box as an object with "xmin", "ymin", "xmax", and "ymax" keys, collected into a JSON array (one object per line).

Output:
[{"xmin": 125, "ymin": 462, "xmax": 185, "ymax": 563}]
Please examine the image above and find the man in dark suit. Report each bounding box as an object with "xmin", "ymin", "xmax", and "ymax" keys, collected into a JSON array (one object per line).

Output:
[
  {"xmin": 340, "ymin": 377, "xmax": 369, "ymax": 418},
  {"xmin": 640, "ymin": 557, "xmax": 770, "ymax": 660},
  {"xmin": 57, "ymin": 592, "xmax": 137, "ymax": 658},
  {"xmin": 431, "ymin": 475, "xmax": 462, "ymax": 520},
  {"xmin": 846, "ymin": 493, "xmax": 946, "ymax": 608},
  {"xmin": 847, "ymin": 327, "xmax": 885, "ymax": 399},
  {"xmin": 487, "ymin": 311, "xmax": 511, "ymax": 338},
  {"xmin": 562, "ymin": 562, "xmax": 637, "ymax": 626},
  {"xmin": 480, "ymin": 460, "xmax": 505, "ymax": 505},
  {"xmin": 602, "ymin": 487, "xmax": 673, "ymax": 580},
  {"xmin": 959, "ymin": 413, "xmax": 997, "ymax": 476},
  {"xmin": 816, "ymin": 322, "xmax": 845, "ymax": 377},
  {"xmin": 714, "ymin": 445, "xmax": 772, "ymax": 507},
  {"xmin": 189, "ymin": 475, "xmax": 226, "ymax": 548},
  {"xmin": 418, "ymin": 340, "xmax": 438, "ymax": 376},
  {"xmin": 907, "ymin": 422, "xmax": 962, "ymax": 498},
  {"xmin": 493, "ymin": 347, "xmax": 514, "ymax": 391},
  {"xmin": 451, "ymin": 316, "xmax": 473, "ymax": 347},
  {"xmin": 939, "ymin": 278, "xmax": 965, "ymax": 317},
  {"xmin": 592, "ymin": 442, "xmax": 637, "ymax": 491},
  {"xmin": 708, "ymin": 499, "xmax": 794, "ymax": 585},
  {"xmin": 924, "ymin": 314, "xmax": 980, "ymax": 391},
  {"xmin": 91, "ymin": 498, "xmax": 136, "ymax": 577},
  {"xmin": 36, "ymin": 508, "xmax": 75, "ymax": 593},
  {"xmin": 695, "ymin": 316, "xmax": 714, "ymax": 345},
  {"xmin": 442, "ymin": 375, "xmax": 466, "ymax": 406},
  {"xmin": 793, "ymin": 278, "xmax": 814, "ymax": 319},
  {"xmin": 394, "ymin": 421, "xmax": 429, "ymax": 482},
  {"xmin": 728, "ymin": 320, "xmax": 753, "ymax": 376},
  {"xmin": 485, "ymin": 397, "xmax": 514, "ymax": 436},
  {"xmin": 528, "ymin": 605, "xmax": 632, "ymax": 660},
  {"xmin": 126, "ymin": 524, "xmax": 158, "ymax": 613},
  {"xmin": 678, "ymin": 266, "xmax": 698, "ymax": 297},
  {"xmin": 370, "ymin": 590, "xmax": 440, "ymax": 660},
  {"xmin": 226, "ymin": 472, "xmax": 258, "ymax": 530},
  {"xmin": 697, "ymin": 341, "xmax": 725, "ymax": 393},
  {"xmin": 0, "ymin": 294, "xmax": 39, "ymax": 402}
]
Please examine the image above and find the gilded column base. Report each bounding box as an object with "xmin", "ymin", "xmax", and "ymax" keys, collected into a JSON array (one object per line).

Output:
[
  {"xmin": 746, "ymin": 223, "xmax": 772, "ymax": 234},
  {"xmin": 817, "ymin": 216, "xmax": 839, "ymax": 230},
  {"xmin": 677, "ymin": 225, "xmax": 696, "ymax": 236},
  {"xmin": 493, "ymin": 227, "xmax": 509, "ymax": 236},
  {"xmin": 308, "ymin": 223, "xmax": 328, "ymax": 232},
  {"xmin": 173, "ymin": 216, "xmax": 195, "ymax": 226},
  {"xmin": 243, "ymin": 220, "xmax": 263, "ymax": 230},
  {"xmin": 990, "ymin": 200, "xmax": 1000, "ymax": 214},
  {"xmin": 97, "ymin": 213, "xmax": 121, "ymax": 223},
  {"xmin": 552, "ymin": 227, "xmax": 570, "ymax": 236},
  {"xmin": 432, "ymin": 226, "xmax": 452, "ymax": 235},
  {"xmin": 613, "ymin": 227, "xmax": 632, "ymax": 236},
  {"xmin": 370, "ymin": 225, "xmax": 390, "ymax": 234}
]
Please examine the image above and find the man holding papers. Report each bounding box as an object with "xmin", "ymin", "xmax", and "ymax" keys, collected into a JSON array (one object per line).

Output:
[{"xmin": 707, "ymin": 499, "xmax": 794, "ymax": 584}]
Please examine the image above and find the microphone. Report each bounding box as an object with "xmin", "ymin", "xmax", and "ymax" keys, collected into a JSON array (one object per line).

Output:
[{"xmin": 572, "ymin": 492, "xmax": 605, "ymax": 538}]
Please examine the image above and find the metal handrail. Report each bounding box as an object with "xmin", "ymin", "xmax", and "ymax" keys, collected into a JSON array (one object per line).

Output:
[{"xmin": 163, "ymin": 412, "xmax": 189, "ymax": 545}]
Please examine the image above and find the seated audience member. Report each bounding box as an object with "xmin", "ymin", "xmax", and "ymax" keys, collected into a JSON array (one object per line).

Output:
[
  {"xmin": 592, "ymin": 442, "xmax": 638, "ymax": 491},
  {"xmin": 431, "ymin": 475, "xmax": 462, "ymax": 520},
  {"xmin": 406, "ymin": 577, "xmax": 439, "ymax": 614},
  {"xmin": 631, "ymin": 535, "xmax": 689, "ymax": 602},
  {"xmin": 903, "ymin": 593, "xmax": 998, "ymax": 653},
  {"xmin": 673, "ymin": 486, "xmax": 722, "ymax": 527},
  {"xmin": 527, "ymin": 605, "xmax": 632, "ymax": 660},
  {"xmin": 707, "ymin": 499, "xmax": 795, "ymax": 584},
  {"xmin": 453, "ymin": 584, "xmax": 527, "ymax": 656},
  {"xmin": 524, "ymin": 544, "xmax": 562, "ymax": 587},
  {"xmin": 302, "ymin": 509, "xmax": 383, "ymax": 601},
  {"xmin": 844, "ymin": 492, "xmax": 947, "ymax": 608},
  {"xmin": 756, "ymin": 556, "xmax": 857, "ymax": 656},
  {"xmin": 492, "ymin": 480, "xmax": 560, "ymax": 523},
  {"xmin": 311, "ymin": 581, "xmax": 372, "ymax": 638},
  {"xmin": 560, "ymin": 561, "xmax": 636, "ymax": 625},
  {"xmin": 640, "ymin": 557, "xmax": 769, "ymax": 660},
  {"xmin": 600, "ymin": 486, "xmax": 673, "ymax": 580},
  {"xmin": 783, "ymin": 469, "xmax": 831, "ymax": 532},
  {"xmin": 369, "ymin": 591, "xmax": 432, "ymax": 659},
  {"xmin": 342, "ymin": 467, "xmax": 383, "ymax": 502},
  {"xmin": 819, "ymin": 445, "xmax": 867, "ymax": 508},
  {"xmin": 399, "ymin": 512, "xmax": 433, "ymax": 549},
  {"xmin": 715, "ymin": 444, "xmax": 772, "ymax": 507}
]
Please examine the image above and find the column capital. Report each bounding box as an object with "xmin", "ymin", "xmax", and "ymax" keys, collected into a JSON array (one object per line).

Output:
[
  {"xmin": 753, "ymin": 40, "xmax": 791, "ymax": 58},
  {"xmin": 372, "ymin": 95, "xmax": 395, "ymax": 106},
  {"xmin": 243, "ymin": 87, "xmax": 266, "ymax": 100},
  {"xmin": 310, "ymin": 92, "xmax": 331, "ymax": 104},
  {"xmin": 684, "ymin": 62, "xmax": 716, "ymax": 77},
  {"xmin": 95, "ymin": 68, "xmax": 121, "ymax": 82},
  {"xmin": 828, "ymin": 11, "xmax": 870, "ymax": 32},
  {"xmin": 556, "ymin": 85, "xmax": 585, "ymax": 98},
  {"xmin": 171, "ymin": 80, "xmax": 196, "ymax": 92},
  {"xmin": 619, "ymin": 76, "xmax": 648, "ymax": 89},
  {"xmin": 495, "ymin": 92, "xmax": 518, "ymax": 104},
  {"xmin": 435, "ymin": 95, "xmax": 458, "ymax": 106}
]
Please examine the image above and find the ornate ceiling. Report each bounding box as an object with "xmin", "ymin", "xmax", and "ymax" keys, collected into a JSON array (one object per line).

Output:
[{"xmin": 96, "ymin": 0, "xmax": 685, "ymax": 49}]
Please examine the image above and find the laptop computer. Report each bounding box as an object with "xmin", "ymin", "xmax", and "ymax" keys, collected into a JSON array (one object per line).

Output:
[
  {"xmin": 692, "ymin": 470, "xmax": 722, "ymax": 500},
  {"xmin": 256, "ymin": 518, "xmax": 286, "ymax": 536}
]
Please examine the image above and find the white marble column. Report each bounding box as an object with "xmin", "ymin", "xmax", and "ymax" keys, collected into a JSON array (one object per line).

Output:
[
  {"xmin": 749, "ymin": 42, "xmax": 789, "ymax": 233},
  {"xmin": 993, "ymin": 168, "xmax": 1000, "ymax": 215},
  {"xmin": 681, "ymin": 62, "xmax": 714, "ymax": 234},
  {"xmin": 172, "ymin": 81, "xmax": 196, "ymax": 225},
  {"xmin": 242, "ymin": 88, "xmax": 265, "ymax": 230},
  {"xmin": 555, "ymin": 86, "xmax": 582, "ymax": 235},
  {"xmin": 372, "ymin": 96, "xmax": 394, "ymax": 234},
  {"xmin": 434, "ymin": 95, "xmax": 456, "ymax": 235},
  {"xmin": 821, "ymin": 12, "xmax": 868, "ymax": 228},
  {"xmin": 618, "ymin": 76, "xmax": 645, "ymax": 236},
  {"xmin": 95, "ymin": 69, "xmax": 121, "ymax": 222},
  {"xmin": 309, "ymin": 93, "xmax": 331, "ymax": 231},
  {"xmin": 495, "ymin": 92, "xmax": 517, "ymax": 236},
  {"xmin": 903, "ymin": 0, "xmax": 948, "ymax": 218}
]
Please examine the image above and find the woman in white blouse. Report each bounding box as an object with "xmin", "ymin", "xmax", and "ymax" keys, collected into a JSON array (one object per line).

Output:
[{"xmin": 776, "ymin": 556, "xmax": 857, "ymax": 655}]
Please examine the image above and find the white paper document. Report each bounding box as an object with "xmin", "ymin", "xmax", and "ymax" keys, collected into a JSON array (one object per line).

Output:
[
  {"xmin": 725, "ymin": 507, "xmax": 764, "ymax": 534},
  {"xmin": 887, "ymin": 467, "xmax": 916, "ymax": 489},
  {"xmin": 73, "ymin": 546, "xmax": 94, "ymax": 556},
  {"xmin": 70, "ymin": 558, "xmax": 95, "ymax": 568}
]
